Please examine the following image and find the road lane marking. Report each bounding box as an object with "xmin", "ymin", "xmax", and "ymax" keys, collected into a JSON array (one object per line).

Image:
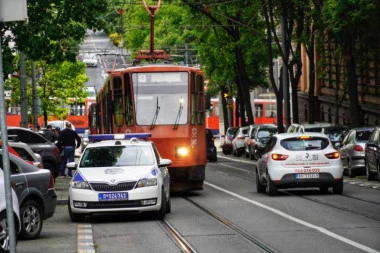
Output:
[
  {"xmin": 77, "ymin": 224, "xmax": 95, "ymax": 253},
  {"xmin": 205, "ymin": 181, "xmax": 380, "ymax": 253}
]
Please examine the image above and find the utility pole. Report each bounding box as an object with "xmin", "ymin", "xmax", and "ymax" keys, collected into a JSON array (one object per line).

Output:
[
  {"xmin": 32, "ymin": 61, "xmax": 39, "ymax": 125},
  {"xmin": 281, "ymin": 7, "xmax": 291, "ymax": 131},
  {"xmin": 0, "ymin": 1, "xmax": 28, "ymax": 251},
  {"xmin": 20, "ymin": 52, "xmax": 28, "ymax": 128}
]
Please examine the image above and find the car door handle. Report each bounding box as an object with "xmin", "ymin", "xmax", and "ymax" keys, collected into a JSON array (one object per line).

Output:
[{"xmin": 14, "ymin": 181, "xmax": 25, "ymax": 188}]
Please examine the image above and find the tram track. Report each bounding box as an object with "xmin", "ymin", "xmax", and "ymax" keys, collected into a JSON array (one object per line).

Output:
[
  {"xmin": 178, "ymin": 195, "xmax": 280, "ymax": 253},
  {"xmin": 160, "ymin": 219, "xmax": 198, "ymax": 253}
]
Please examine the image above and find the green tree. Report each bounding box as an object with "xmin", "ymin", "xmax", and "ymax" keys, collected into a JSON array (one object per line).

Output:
[
  {"xmin": 183, "ymin": 0, "xmax": 268, "ymax": 126},
  {"xmin": 321, "ymin": 0, "xmax": 378, "ymax": 127},
  {"xmin": 4, "ymin": 59, "xmax": 89, "ymax": 126}
]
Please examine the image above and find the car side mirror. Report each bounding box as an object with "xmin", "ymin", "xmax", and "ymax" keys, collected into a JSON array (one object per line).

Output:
[
  {"xmin": 66, "ymin": 161, "xmax": 77, "ymax": 170},
  {"xmin": 159, "ymin": 158, "xmax": 172, "ymax": 167}
]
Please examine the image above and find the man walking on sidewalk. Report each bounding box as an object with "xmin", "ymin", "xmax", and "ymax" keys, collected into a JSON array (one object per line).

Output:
[{"xmin": 57, "ymin": 122, "xmax": 81, "ymax": 178}]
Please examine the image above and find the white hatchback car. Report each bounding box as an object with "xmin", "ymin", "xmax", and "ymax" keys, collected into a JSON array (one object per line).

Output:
[
  {"xmin": 0, "ymin": 170, "xmax": 21, "ymax": 252},
  {"xmin": 256, "ymin": 133, "xmax": 344, "ymax": 196},
  {"xmin": 67, "ymin": 134, "xmax": 171, "ymax": 222}
]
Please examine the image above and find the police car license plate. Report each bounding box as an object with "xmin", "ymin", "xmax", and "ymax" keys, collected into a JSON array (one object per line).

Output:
[
  {"xmin": 98, "ymin": 192, "xmax": 128, "ymax": 201},
  {"xmin": 296, "ymin": 173, "xmax": 319, "ymax": 179}
]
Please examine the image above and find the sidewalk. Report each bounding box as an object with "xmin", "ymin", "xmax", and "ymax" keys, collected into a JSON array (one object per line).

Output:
[{"xmin": 55, "ymin": 148, "xmax": 81, "ymax": 205}]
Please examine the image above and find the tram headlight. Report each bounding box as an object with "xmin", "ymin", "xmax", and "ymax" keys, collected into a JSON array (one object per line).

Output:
[{"xmin": 175, "ymin": 146, "xmax": 189, "ymax": 158}]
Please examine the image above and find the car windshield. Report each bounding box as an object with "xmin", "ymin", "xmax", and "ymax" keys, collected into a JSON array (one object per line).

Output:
[
  {"xmin": 324, "ymin": 127, "xmax": 349, "ymax": 142},
  {"xmin": 356, "ymin": 130, "xmax": 372, "ymax": 142},
  {"xmin": 80, "ymin": 145, "xmax": 155, "ymax": 167},
  {"xmin": 257, "ymin": 128, "xmax": 277, "ymax": 143},
  {"xmin": 227, "ymin": 128, "xmax": 238, "ymax": 137},
  {"xmin": 281, "ymin": 137, "xmax": 329, "ymax": 151}
]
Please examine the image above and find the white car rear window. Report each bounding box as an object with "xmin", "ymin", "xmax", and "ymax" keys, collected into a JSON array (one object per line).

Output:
[{"xmin": 281, "ymin": 137, "xmax": 329, "ymax": 151}]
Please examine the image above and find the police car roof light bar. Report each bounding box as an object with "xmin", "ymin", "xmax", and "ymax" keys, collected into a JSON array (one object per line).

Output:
[{"xmin": 88, "ymin": 133, "xmax": 152, "ymax": 141}]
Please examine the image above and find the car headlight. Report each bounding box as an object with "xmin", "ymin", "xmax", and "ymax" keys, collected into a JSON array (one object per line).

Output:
[
  {"xmin": 71, "ymin": 181, "xmax": 90, "ymax": 189},
  {"xmin": 137, "ymin": 178, "xmax": 157, "ymax": 188},
  {"xmin": 175, "ymin": 146, "xmax": 189, "ymax": 157}
]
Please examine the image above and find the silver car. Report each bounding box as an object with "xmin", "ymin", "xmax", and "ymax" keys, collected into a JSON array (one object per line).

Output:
[
  {"xmin": 232, "ymin": 126, "xmax": 249, "ymax": 156},
  {"xmin": 0, "ymin": 151, "xmax": 57, "ymax": 240},
  {"xmin": 338, "ymin": 127, "xmax": 374, "ymax": 178},
  {"xmin": 0, "ymin": 169, "xmax": 20, "ymax": 252}
]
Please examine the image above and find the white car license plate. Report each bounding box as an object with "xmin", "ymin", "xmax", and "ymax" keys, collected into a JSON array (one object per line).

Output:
[
  {"xmin": 296, "ymin": 173, "xmax": 319, "ymax": 179},
  {"xmin": 98, "ymin": 192, "xmax": 128, "ymax": 201}
]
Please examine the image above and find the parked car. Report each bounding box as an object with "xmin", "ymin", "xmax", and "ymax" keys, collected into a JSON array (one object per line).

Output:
[
  {"xmin": 5, "ymin": 127, "xmax": 62, "ymax": 178},
  {"xmin": 67, "ymin": 134, "xmax": 171, "ymax": 222},
  {"xmin": 287, "ymin": 123, "xmax": 349, "ymax": 148},
  {"xmin": 0, "ymin": 151, "xmax": 57, "ymax": 240},
  {"xmin": 364, "ymin": 126, "xmax": 380, "ymax": 182},
  {"xmin": 338, "ymin": 127, "xmax": 374, "ymax": 178},
  {"xmin": 245, "ymin": 124, "xmax": 277, "ymax": 160},
  {"xmin": 81, "ymin": 129, "xmax": 90, "ymax": 153},
  {"xmin": 0, "ymin": 169, "xmax": 20, "ymax": 252},
  {"xmin": 222, "ymin": 127, "xmax": 239, "ymax": 155},
  {"xmin": 8, "ymin": 141, "xmax": 44, "ymax": 169},
  {"xmin": 243, "ymin": 124, "xmax": 258, "ymax": 158},
  {"xmin": 206, "ymin": 128, "xmax": 217, "ymax": 162},
  {"xmin": 232, "ymin": 126, "xmax": 249, "ymax": 156},
  {"xmin": 256, "ymin": 132, "xmax": 344, "ymax": 196},
  {"xmin": 323, "ymin": 125, "xmax": 350, "ymax": 148},
  {"xmin": 287, "ymin": 123, "xmax": 334, "ymax": 133}
]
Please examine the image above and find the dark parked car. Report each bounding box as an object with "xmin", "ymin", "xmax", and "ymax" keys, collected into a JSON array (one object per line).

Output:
[
  {"xmin": 206, "ymin": 128, "xmax": 217, "ymax": 162},
  {"xmin": 222, "ymin": 127, "xmax": 239, "ymax": 155},
  {"xmin": 338, "ymin": 127, "xmax": 374, "ymax": 178},
  {"xmin": 0, "ymin": 151, "xmax": 57, "ymax": 240},
  {"xmin": 6, "ymin": 127, "xmax": 62, "ymax": 178},
  {"xmin": 364, "ymin": 126, "xmax": 380, "ymax": 182},
  {"xmin": 245, "ymin": 124, "xmax": 277, "ymax": 160},
  {"xmin": 287, "ymin": 123, "xmax": 349, "ymax": 149}
]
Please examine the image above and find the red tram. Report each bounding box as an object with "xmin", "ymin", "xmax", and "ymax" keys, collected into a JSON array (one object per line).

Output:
[
  {"xmin": 207, "ymin": 98, "xmax": 277, "ymax": 135},
  {"xmin": 90, "ymin": 65, "xmax": 207, "ymax": 192}
]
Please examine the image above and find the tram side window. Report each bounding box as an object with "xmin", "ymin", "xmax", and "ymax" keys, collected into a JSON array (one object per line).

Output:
[
  {"xmin": 190, "ymin": 72, "xmax": 196, "ymax": 124},
  {"xmin": 113, "ymin": 76, "xmax": 123, "ymax": 127},
  {"xmin": 255, "ymin": 104, "xmax": 263, "ymax": 118},
  {"xmin": 265, "ymin": 103, "xmax": 276, "ymax": 117},
  {"xmin": 190, "ymin": 73, "xmax": 204, "ymax": 125},
  {"xmin": 196, "ymin": 75, "xmax": 204, "ymax": 125},
  {"xmin": 124, "ymin": 73, "xmax": 134, "ymax": 126}
]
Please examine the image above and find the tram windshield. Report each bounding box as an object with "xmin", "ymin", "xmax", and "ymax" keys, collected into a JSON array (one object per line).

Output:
[{"xmin": 132, "ymin": 72, "xmax": 189, "ymax": 126}]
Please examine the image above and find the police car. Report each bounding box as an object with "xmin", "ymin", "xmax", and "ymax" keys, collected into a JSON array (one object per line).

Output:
[
  {"xmin": 67, "ymin": 133, "xmax": 171, "ymax": 222},
  {"xmin": 256, "ymin": 132, "xmax": 344, "ymax": 196}
]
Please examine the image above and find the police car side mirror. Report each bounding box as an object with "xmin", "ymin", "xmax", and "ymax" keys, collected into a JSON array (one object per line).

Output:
[
  {"xmin": 159, "ymin": 158, "xmax": 171, "ymax": 167},
  {"xmin": 66, "ymin": 161, "xmax": 77, "ymax": 170}
]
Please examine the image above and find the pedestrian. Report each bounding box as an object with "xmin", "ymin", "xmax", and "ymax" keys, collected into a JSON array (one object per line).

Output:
[
  {"xmin": 57, "ymin": 122, "xmax": 81, "ymax": 178},
  {"xmin": 44, "ymin": 124, "xmax": 58, "ymax": 143},
  {"xmin": 32, "ymin": 124, "xmax": 40, "ymax": 133}
]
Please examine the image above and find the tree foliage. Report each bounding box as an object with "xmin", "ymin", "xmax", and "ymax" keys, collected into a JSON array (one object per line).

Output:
[
  {"xmin": 321, "ymin": 0, "xmax": 379, "ymax": 127},
  {"xmin": 4, "ymin": 59, "xmax": 89, "ymax": 125}
]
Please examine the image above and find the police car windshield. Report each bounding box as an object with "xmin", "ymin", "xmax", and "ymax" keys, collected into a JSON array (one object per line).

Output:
[{"xmin": 80, "ymin": 145, "xmax": 155, "ymax": 167}]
